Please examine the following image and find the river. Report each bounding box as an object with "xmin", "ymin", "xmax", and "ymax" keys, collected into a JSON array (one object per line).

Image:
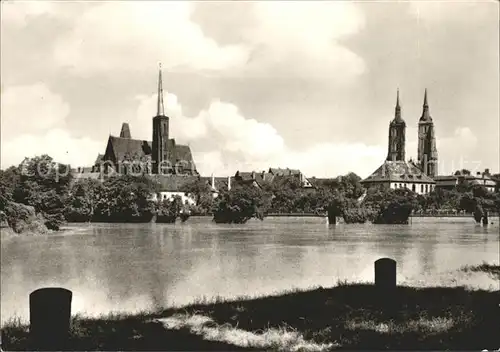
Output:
[{"xmin": 1, "ymin": 216, "xmax": 499, "ymax": 323}]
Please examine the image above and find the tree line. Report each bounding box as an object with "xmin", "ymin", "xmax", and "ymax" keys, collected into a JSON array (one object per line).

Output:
[{"xmin": 1, "ymin": 155, "xmax": 499, "ymax": 232}]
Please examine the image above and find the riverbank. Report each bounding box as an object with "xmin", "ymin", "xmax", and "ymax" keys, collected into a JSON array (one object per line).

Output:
[{"xmin": 2, "ymin": 264, "xmax": 499, "ymax": 351}]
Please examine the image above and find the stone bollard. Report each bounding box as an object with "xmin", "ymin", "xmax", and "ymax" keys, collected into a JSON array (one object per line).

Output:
[
  {"xmin": 374, "ymin": 258, "xmax": 397, "ymax": 290},
  {"xmin": 29, "ymin": 287, "xmax": 72, "ymax": 351}
]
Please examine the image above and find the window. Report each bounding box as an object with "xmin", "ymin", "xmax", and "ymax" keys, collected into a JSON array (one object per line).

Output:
[
  {"xmin": 425, "ymin": 184, "xmax": 428, "ymax": 193},
  {"xmin": 412, "ymin": 184, "xmax": 416, "ymax": 192},
  {"xmin": 420, "ymin": 185, "xmax": 424, "ymax": 193}
]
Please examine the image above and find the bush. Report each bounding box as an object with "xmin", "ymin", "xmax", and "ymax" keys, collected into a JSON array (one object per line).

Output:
[
  {"xmin": 3, "ymin": 201, "xmax": 48, "ymax": 234},
  {"xmin": 213, "ymin": 185, "xmax": 270, "ymax": 224},
  {"xmin": 156, "ymin": 196, "xmax": 183, "ymax": 223},
  {"xmin": 363, "ymin": 187, "xmax": 417, "ymax": 224}
]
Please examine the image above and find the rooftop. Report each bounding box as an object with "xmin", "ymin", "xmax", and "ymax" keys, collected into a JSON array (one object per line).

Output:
[{"xmin": 361, "ymin": 160, "xmax": 435, "ymax": 184}]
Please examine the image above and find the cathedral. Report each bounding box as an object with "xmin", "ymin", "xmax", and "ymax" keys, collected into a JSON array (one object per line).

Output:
[
  {"xmin": 361, "ymin": 89, "xmax": 437, "ymax": 194},
  {"xmin": 97, "ymin": 66, "xmax": 198, "ymax": 176}
]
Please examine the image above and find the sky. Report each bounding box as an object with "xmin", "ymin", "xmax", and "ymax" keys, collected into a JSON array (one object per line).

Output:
[{"xmin": 1, "ymin": 0, "xmax": 499, "ymax": 178}]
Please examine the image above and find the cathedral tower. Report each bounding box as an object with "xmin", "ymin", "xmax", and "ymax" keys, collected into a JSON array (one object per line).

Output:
[
  {"xmin": 417, "ymin": 89, "xmax": 438, "ymax": 177},
  {"xmin": 152, "ymin": 64, "xmax": 170, "ymax": 174},
  {"xmin": 386, "ymin": 89, "xmax": 406, "ymax": 162}
]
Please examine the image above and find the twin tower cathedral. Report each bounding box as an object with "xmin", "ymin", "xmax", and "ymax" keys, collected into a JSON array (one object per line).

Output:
[{"xmin": 387, "ymin": 89, "xmax": 438, "ymax": 177}]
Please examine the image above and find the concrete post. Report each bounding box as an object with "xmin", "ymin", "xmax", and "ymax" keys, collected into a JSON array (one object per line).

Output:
[
  {"xmin": 374, "ymin": 258, "xmax": 397, "ymax": 290},
  {"xmin": 29, "ymin": 287, "xmax": 72, "ymax": 351}
]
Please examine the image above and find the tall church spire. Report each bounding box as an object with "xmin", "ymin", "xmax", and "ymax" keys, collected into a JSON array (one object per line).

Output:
[
  {"xmin": 417, "ymin": 88, "xmax": 438, "ymax": 177},
  {"xmin": 387, "ymin": 89, "xmax": 406, "ymax": 162},
  {"xmin": 152, "ymin": 63, "xmax": 170, "ymax": 174},
  {"xmin": 157, "ymin": 63, "xmax": 165, "ymax": 117},
  {"xmin": 395, "ymin": 88, "xmax": 402, "ymax": 121},
  {"xmin": 420, "ymin": 88, "xmax": 431, "ymax": 121}
]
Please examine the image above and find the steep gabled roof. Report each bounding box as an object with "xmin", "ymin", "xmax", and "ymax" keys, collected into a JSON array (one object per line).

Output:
[
  {"xmin": 361, "ymin": 160, "xmax": 435, "ymax": 184},
  {"xmin": 106, "ymin": 136, "xmax": 152, "ymax": 162},
  {"xmin": 94, "ymin": 154, "xmax": 104, "ymax": 165},
  {"xmin": 103, "ymin": 135, "xmax": 197, "ymax": 174}
]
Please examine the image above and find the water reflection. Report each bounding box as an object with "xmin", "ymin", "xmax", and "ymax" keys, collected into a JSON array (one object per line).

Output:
[{"xmin": 1, "ymin": 217, "xmax": 499, "ymax": 323}]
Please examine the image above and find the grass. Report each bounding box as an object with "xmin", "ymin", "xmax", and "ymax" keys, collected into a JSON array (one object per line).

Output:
[
  {"xmin": 461, "ymin": 262, "xmax": 500, "ymax": 279},
  {"xmin": 2, "ymin": 275, "xmax": 500, "ymax": 351}
]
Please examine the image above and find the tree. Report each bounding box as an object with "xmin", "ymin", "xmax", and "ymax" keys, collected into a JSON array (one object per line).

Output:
[
  {"xmin": 460, "ymin": 185, "xmax": 500, "ymax": 223},
  {"xmin": 363, "ymin": 187, "xmax": 418, "ymax": 224},
  {"xmin": 0, "ymin": 167, "xmax": 20, "ymax": 211},
  {"xmin": 90, "ymin": 175, "xmax": 157, "ymax": 222},
  {"xmin": 180, "ymin": 178, "xmax": 214, "ymax": 215},
  {"xmin": 64, "ymin": 179, "xmax": 100, "ymax": 222},
  {"xmin": 156, "ymin": 195, "xmax": 183, "ymax": 223},
  {"xmin": 11, "ymin": 155, "xmax": 73, "ymax": 230},
  {"xmin": 454, "ymin": 169, "xmax": 471, "ymax": 176},
  {"xmin": 213, "ymin": 184, "xmax": 271, "ymax": 224}
]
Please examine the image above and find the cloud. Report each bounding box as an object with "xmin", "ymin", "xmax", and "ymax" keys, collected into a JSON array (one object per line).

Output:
[
  {"xmin": 239, "ymin": 2, "xmax": 365, "ymax": 80},
  {"xmin": 50, "ymin": 1, "xmax": 365, "ymax": 83},
  {"xmin": 1, "ymin": 129, "xmax": 102, "ymax": 169},
  {"xmin": 1, "ymin": 83, "xmax": 70, "ymax": 134},
  {"xmin": 52, "ymin": 2, "xmax": 248, "ymax": 75},
  {"xmin": 0, "ymin": 84, "xmax": 101, "ymax": 168},
  {"xmin": 405, "ymin": 125, "xmax": 480, "ymax": 175},
  {"xmin": 408, "ymin": 1, "xmax": 494, "ymax": 22},
  {"xmin": 0, "ymin": 1, "xmax": 56, "ymax": 27},
  {"xmin": 133, "ymin": 92, "xmax": 384, "ymax": 177}
]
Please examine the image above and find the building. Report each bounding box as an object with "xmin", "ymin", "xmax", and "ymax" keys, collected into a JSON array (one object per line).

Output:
[
  {"xmin": 98, "ymin": 65, "xmax": 197, "ymax": 176},
  {"xmin": 386, "ymin": 89, "xmax": 406, "ymax": 162},
  {"xmin": 417, "ymin": 89, "xmax": 438, "ymax": 177},
  {"xmin": 232, "ymin": 167, "xmax": 314, "ymax": 189},
  {"xmin": 202, "ymin": 175, "xmax": 232, "ymax": 198},
  {"xmin": 72, "ymin": 65, "xmax": 199, "ymax": 202},
  {"xmin": 361, "ymin": 90, "xmax": 436, "ymax": 194},
  {"xmin": 150, "ymin": 175, "xmax": 199, "ymax": 205},
  {"xmin": 434, "ymin": 169, "xmax": 497, "ymax": 192}
]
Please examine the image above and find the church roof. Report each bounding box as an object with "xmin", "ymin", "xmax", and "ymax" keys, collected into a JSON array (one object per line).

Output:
[
  {"xmin": 361, "ymin": 160, "xmax": 435, "ymax": 184},
  {"xmin": 104, "ymin": 135, "xmax": 197, "ymax": 174},
  {"xmin": 107, "ymin": 136, "xmax": 152, "ymax": 162},
  {"xmin": 94, "ymin": 153, "xmax": 104, "ymax": 165}
]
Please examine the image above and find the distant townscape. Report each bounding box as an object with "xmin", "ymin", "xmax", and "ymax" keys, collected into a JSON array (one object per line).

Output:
[
  {"xmin": 1, "ymin": 65, "xmax": 499, "ymax": 237},
  {"xmin": 70, "ymin": 67, "xmax": 498, "ymax": 205}
]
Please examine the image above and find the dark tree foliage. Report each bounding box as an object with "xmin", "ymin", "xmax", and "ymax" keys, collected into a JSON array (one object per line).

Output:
[
  {"xmin": 156, "ymin": 195, "xmax": 184, "ymax": 223},
  {"xmin": 0, "ymin": 167, "xmax": 20, "ymax": 211},
  {"xmin": 180, "ymin": 179, "xmax": 214, "ymax": 215},
  {"xmin": 213, "ymin": 184, "xmax": 271, "ymax": 224},
  {"xmin": 64, "ymin": 179, "xmax": 100, "ymax": 222},
  {"xmin": 5, "ymin": 155, "xmax": 73, "ymax": 230},
  {"xmin": 420, "ymin": 188, "xmax": 462, "ymax": 212},
  {"xmin": 261, "ymin": 172, "xmax": 363, "ymax": 215},
  {"xmin": 91, "ymin": 175, "xmax": 157, "ymax": 222},
  {"xmin": 459, "ymin": 185, "xmax": 500, "ymax": 223},
  {"xmin": 363, "ymin": 187, "xmax": 418, "ymax": 224},
  {"xmin": 454, "ymin": 169, "xmax": 471, "ymax": 176}
]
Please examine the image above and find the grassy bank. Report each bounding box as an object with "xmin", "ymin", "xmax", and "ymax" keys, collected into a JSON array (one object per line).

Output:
[
  {"xmin": 2, "ymin": 270, "xmax": 499, "ymax": 351},
  {"xmin": 462, "ymin": 263, "xmax": 500, "ymax": 279}
]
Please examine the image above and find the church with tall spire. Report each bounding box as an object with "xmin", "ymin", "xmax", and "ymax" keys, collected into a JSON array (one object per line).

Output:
[
  {"xmin": 360, "ymin": 89, "xmax": 436, "ymax": 194},
  {"xmin": 386, "ymin": 89, "xmax": 406, "ymax": 162},
  {"xmin": 98, "ymin": 64, "xmax": 198, "ymax": 176},
  {"xmin": 417, "ymin": 89, "xmax": 438, "ymax": 177}
]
